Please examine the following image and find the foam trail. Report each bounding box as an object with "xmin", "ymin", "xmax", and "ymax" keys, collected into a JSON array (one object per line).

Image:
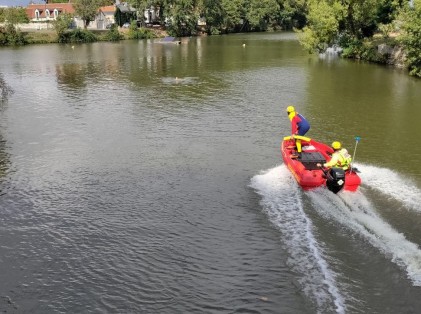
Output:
[
  {"xmin": 308, "ymin": 189, "xmax": 421, "ymax": 286},
  {"xmin": 357, "ymin": 163, "xmax": 421, "ymax": 212},
  {"xmin": 250, "ymin": 165, "xmax": 346, "ymax": 314}
]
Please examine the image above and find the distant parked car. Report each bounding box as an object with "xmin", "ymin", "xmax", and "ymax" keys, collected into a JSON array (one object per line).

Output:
[
  {"xmin": 122, "ymin": 22, "xmax": 130, "ymax": 28},
  {"xmin": 106, "ymin": 23, "xmax": 115, "ymax": 29}
]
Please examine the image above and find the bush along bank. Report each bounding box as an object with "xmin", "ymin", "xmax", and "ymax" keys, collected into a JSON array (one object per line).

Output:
[
  {"xmin": 0, "ymin": 24, "xmax": 26, "ymax": 45},
  {"xmin": 339, "ymin": 36, "xmax": 406, "ymax": 69},
  {"xmin": 297, "ymin": 0, "xmax": 421, "ymax": 78},
  {"xmin": 0, "ymin": 22, "xmax": 158, "ymax": 46}
]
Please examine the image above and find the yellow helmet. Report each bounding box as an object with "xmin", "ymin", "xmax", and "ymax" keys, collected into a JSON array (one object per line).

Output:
[
  {"xmin": 332, "ymin": 141, "xmax": 341, "ymax": 150},
  {"xmin": 286, "ymin": 106, "xmax": 295, "ymax": 113}
]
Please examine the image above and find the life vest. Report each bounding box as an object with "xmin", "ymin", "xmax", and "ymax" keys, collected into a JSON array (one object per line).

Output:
[
  {"xmin": 296, "ymin": 113, "xmax": 310, "ymax": 135},
  {"xmin": 289, "ymin": 112, "xmax": 310, "ymax": 135},
  {"xmin": 336, "ymin": 148, "xmax": 352, "ymax": 170}
]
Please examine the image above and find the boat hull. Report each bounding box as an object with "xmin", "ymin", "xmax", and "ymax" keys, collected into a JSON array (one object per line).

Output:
[{"xmin": 281, "ymin": 136, "xmax": 361, "ymax": 192}]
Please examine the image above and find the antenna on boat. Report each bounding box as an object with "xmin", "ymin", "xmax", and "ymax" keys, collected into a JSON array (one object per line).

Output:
[{"xmin": 350, "ymin": 136, "xmax": 361, "ymax": 173}]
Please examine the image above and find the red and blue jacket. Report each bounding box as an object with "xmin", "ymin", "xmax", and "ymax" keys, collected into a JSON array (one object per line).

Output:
[{"xmin": 290, "ymin": 113, "xmax": 310, "ymax": 136}]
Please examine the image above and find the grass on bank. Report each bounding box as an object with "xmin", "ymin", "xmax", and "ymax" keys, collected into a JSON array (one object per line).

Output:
[{"xmin": 2, "ymin": 23, "xmax": 161, "ymax": 46}]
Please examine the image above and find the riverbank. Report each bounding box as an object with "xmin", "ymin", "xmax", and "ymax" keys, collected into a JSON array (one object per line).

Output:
[
  {"xmin": 3, "ymin": 26, "xmax": 168, "ymax": 45},
  {"xmin": 2, "ymin": 26, "xmax": 410, "ymax": 76},
  {"xmin": 340, "ymin": 34, "xmax": 407, "ymax": 71}
]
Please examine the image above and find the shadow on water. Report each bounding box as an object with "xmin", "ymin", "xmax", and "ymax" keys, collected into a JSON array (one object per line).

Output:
[
  {"xmin": 0, "ymin": 73, "xmax": 12, "ymax": 185},
  {"xmin": 0, "ymin": 132, "xmax": 10, "ymax": 185},
  {"xmin": 0, "ymin": 73, "xmax": 14, "ymax": 102}
]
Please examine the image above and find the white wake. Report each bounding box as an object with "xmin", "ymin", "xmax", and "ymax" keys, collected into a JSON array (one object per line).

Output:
[
  {"xmin": 307, "ymin": 184, "xmax": 421, "ymax": 286},
  {"xmin": 358, "ymin": 163, "xmax": 421, "ymax": 212},
  {"xmin": 250, "ymin": 165, "xmax": 346, "ymax": 314}
]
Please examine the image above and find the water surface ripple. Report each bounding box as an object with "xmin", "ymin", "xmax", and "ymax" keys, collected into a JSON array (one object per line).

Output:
[{"xmin": 1, "ymin": 33, "xmax": 421, "ymax": 313}]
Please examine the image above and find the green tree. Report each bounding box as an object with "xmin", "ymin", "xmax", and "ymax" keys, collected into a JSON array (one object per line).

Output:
[
  {"xmin": 127, "ymin": 0, "xmax": 171, "ymax": 25},
  {"xmin": 0, "ymin": 23, "xmax": 26, "ymax": 45},
  {"xmin": 73, "ymin": 0, "xmax": 109, "ymax": 29},
  {"xmin": 298, "ymin": 0, "xmax": 341, "ymax": 52},
  {"xmin": 399, "ymin": 0, "xmax": 421, "ymax": 77},
  {"xmin": 102, "ymin": 23, "xmax": 123, "ymax": 41},
  {"xmin": 127, "ymin": 20, "xmax": 155, "ymax": 39},
  {"xmin": 221, "ymin": 0, "xmax": 249, "ymax": 32},
  {"xmin": 1, "ymin": 7, "xmax": 29, "ymax": 24},
  {"xmin": 165, "ymin": 0, "xmax": 201, "ymax": 36},
  {"xmin": 52, "ymin": 13, "xmax": 73, "ymax": 41},
  {"xmin": 246, "ymin": 0, "xmax": 280, "ymax": 31},
  {"xmin": 127, "ymin": 0, "xmax": 148, "ymax": 24},
  {"xmin": 0, "ymin": 7, "xmax": 27, "ymax": 46},
  {"xmin": 338, "ymin": 0, "xmax": 385, "ymax": 39},
  {"xmin": 279, "ymin": 0, "xmax": 307, "ymax": 29},
  {"xmin": 200, "ymin": 0, "xmax": 224, "ymax": 34},
  {"xmin": 0, "ymin": 8, "xmax": 5, "ymax": 23},
  {"xmin": 297, "ymin": 0, "xmax": 399, "ymax": 53}
]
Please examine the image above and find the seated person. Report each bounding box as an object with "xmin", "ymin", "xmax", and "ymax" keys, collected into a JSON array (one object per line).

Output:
[{"xmin": 317, "ymin": 141, "xmax": 352, "ymax": 170}]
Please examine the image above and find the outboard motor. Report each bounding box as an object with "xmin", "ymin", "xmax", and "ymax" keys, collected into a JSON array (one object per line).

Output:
[{"xmin": 326, "ymin": 167, "xmax": 346, "ymax": 194}]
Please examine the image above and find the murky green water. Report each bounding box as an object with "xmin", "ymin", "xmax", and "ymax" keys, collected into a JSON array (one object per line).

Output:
[{"xmin": 1, "ymin": 33, "xmax": 420, "ymax": 313}]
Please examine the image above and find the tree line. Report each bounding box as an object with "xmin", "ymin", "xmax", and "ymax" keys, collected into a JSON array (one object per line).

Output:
[
  {"xmin": 128, "ymin": 0, "xmax": 307, "ymax": 35},
  {"xmin": 128, "ymin": 0, "xmax": 420, "ymax": 77},
  {"xmin": 1, "ymin": 0, "xmax": 420, "ymax": 77}
]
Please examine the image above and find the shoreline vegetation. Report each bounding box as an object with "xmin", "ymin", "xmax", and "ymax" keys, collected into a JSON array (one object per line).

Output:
[
  {"xmin": 12, "ymin": 22, "xmax": 163, "ymax": 44},
  {"xmin": 1, "ymin": 1, "xmax": 420, "ymax": 78}
]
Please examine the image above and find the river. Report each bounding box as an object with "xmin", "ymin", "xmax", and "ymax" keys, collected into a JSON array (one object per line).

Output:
[{"xmin": 1, "ymin": 32, "xmax": 421, "ymax": 313}]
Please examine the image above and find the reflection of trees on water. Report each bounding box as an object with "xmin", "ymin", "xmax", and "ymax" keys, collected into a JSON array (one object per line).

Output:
[
  {"xmin": 0, "ymin": 73, "xmax": 11, "ymax": 181},
  {"xmin": 0, "ymin": 132, "xmax": 10, "ymax": 181},
  {"xmin": 55, "ymin": 64, "xmax": 87, "ymax": 90},
  {"xmin": 0, "ymin": 73, "xmax": 14, "ymax": 102}
]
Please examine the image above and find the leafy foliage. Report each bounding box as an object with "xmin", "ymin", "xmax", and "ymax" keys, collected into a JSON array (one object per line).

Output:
[
  {"xmin": 0, "ymin": 7, "xmax": 29, "ymax": 24},
  {"xmin": 0, "ymin": 24, "xmax": 26, "ymax": 46},
  {"xmin": 221, "ymin": 0, "xmax": 248, "ymax": 31},
  {"xmin": 58, "ymin": 28, "xmax": 97, "ymax": 43},
  {"xmin": 200, "ymin": 0, "xmax": 224, "ymax": 34},
  {"xmin": 398, "ymin": 0, "xmax": 421, "ymax": 77},
  {"xmin": 341, "ymin": 38, "xmax": 387, "ymax": 63},
  {"xmin": 127, "ymin": 0, "xmax": 306, "ymax": 34},
  {"xmin": 127, "ymin": 21, "xmax": 155, "ymax": 39},
  {"xmin": 298, "ymin": 1, "xmax": 342, "ymax": 52},
  {"xmin": 165, "ymin": 0, "xmax": 201, "ymax": 36},
  {"xmin": 52, "ymin": 13, "xmax": 74, "ymax": 40},
  {"xmin": 102, "ymin": 23, "xmax": 123, "ymax": 41},
  {"xmin": 278, "ymin": 0, "xmax": 307, "ymax": 29},
  {"xmin": 294, "ymin": 0, "xmax": 421, "ymax": 77},
  {"xmin": 73, "ymin": 0, "xmax": 108, "ymax": 29},
  {"xmin": 246, "ymin": 0, "xmax": 280, "ymax": 31}
]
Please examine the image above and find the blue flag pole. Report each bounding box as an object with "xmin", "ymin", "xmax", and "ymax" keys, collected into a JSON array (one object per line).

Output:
[{"xmin": 350, "ymin": 136, "xmax": 361, "ymax": 173}]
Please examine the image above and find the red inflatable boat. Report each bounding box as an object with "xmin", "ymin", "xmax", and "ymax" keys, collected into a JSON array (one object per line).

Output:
[{"xmin": 281, "ymin": 135, "xmax": 361, "ymax": 193}]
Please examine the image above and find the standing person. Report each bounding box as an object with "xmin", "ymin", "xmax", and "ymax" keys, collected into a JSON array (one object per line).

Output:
[
  {"xmin": 286, "ymin": 106, "xmax": 310, "ymax": 136},
  {"xmin": 286, "ymin": 106, "xmax": 310, "ymax": 153},
  {"xmin": 317, "ymin": 141, "xmax": 352, "ymax": 170}
]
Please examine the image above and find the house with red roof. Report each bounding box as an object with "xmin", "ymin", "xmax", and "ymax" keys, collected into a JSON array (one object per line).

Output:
[
  {"xmin": 73, "ymin": 5, "xmax": 116, "ymax": 29},
  {"xmin": 24, "ymin": 1, "xmax": 136, "ymax": 30},
  {"xmin": 100, "ymin": 5, "xmax": 117, "ymax": 27},
  {"xmin": 25, "ymin": 1, "xmax": 75, "ymax": 22}
]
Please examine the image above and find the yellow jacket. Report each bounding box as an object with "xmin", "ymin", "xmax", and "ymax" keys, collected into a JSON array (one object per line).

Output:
[{"xmin": 324, "ymin": 148, "xmax": 352, "ymax": 170}]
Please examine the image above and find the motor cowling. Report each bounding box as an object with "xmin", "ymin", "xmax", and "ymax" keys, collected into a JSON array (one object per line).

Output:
[{"xmin": 326, "ymin": 167, "xmax": 346, "ymax": 194}]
